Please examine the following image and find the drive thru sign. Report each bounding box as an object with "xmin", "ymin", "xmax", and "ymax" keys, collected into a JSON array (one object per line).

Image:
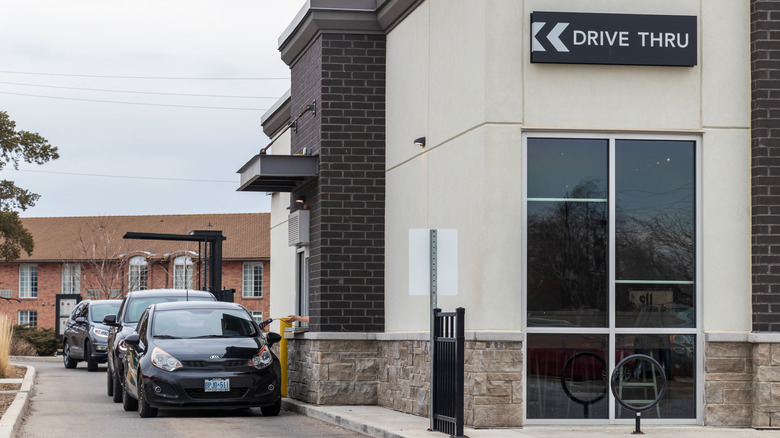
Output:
[{"xmin": 531, "ymin": 11, "xmax": 697, "ymax": 67}]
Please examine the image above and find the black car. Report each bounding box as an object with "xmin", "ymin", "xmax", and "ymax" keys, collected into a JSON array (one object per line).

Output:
[
  {"xmin": 121, "ymin": 301, "xmax": 282, "ymax": 417},
  {"xmin": 103, "ymin": 289, "xmax": 216, "ymax": 403},
  {"xmin": 62, "ymin": 299, "xmax": 122, "ymax": 371}
]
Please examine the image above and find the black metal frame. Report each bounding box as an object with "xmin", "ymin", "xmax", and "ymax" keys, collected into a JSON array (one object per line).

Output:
[{"xmin": 431, "ymin": 307, "xmax": 465, "ymax": 437}]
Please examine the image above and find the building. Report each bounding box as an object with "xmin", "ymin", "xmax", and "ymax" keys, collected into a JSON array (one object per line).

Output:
[
  {"xmin": 0, "ymin": 213, "xmax": 270, "ymax": 332},
  {"xmin": 237, "ymin": 0, "xmax": 780, "ymax": 429}
]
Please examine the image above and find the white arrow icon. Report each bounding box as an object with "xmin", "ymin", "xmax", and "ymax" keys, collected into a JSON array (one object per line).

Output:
[{"xmin": 532, "ymin": 22, "xmax": 570, "ymax": 53}]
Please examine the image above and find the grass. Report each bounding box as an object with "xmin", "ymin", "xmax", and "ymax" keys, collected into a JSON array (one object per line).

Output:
[{"xmin": 0, "ymin": 315, "xmax": 12, "ymax": 378}]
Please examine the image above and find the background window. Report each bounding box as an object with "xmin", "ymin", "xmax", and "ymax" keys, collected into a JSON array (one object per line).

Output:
[
  {"xmin": 128, "ymin": 256, "xmax": 148, "ymax": 291},
  {"xmin": 18, "ymin": 310, "xmax": 37, "ymax": 327},
  {"xmin": 62, "ymin": 264, "xmax": 81, "ymax": 294},
  {"xmin": 242, "ymin": 263, "xmax": 263, "ymax": 298},
  {"xmin": 251, "ymin": 311, "xmax": 264, "ymax": 325},
  {"xmin": 19, "ymin": 265, "xmax": 37, "ymax": 298},
  {"xmin": 173, "ymin": 256, "xmax": 193, "ymax": 289}
]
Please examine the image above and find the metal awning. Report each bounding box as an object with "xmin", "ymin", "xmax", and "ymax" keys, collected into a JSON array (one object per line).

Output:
[{"xmin": 236, "ymin": 154, "xmax": 318, "ymax": 192}]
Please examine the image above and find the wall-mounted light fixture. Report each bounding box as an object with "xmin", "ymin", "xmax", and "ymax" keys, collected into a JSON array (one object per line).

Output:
[{"xmin": 414, "ymin": 137, "xmax": 426, "ymax": 147}]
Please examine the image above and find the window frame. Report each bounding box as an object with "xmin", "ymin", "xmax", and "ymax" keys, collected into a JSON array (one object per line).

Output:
[
  {"xmin": 521, "ymin": 132, "xmax": 703, "ymax": 425},
  {"xmin": 128, "ymin": 256, "xmax": 148, "ymax": 292},
  {"xmin": 18, "ymin": 310, "xmax": 37, "ymax": 327},
  {"xmin": 19, "ymin": 264, "xmax": 38, "ymax": 298},
  {"xmin": 173, "ymin": 255, "xmax": 193, "ymax": 289},
  {"xmin": 242, "ymin": 262, "xmax": 264, "ymax": 298},
  {"xmin": 62, "ymin": 263, "xmax": 81, "ymax": 295}
]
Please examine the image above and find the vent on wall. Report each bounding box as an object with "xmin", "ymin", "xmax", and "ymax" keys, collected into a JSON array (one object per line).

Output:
[{"xmin": 288, "ymin": 210, "xmax": 310, "ymax": 247}]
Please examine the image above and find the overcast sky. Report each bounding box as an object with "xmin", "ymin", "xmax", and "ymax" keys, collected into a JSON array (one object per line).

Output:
[{"xmin": 0, "ymin": 0, "xmax": 305, "ymax": 218}]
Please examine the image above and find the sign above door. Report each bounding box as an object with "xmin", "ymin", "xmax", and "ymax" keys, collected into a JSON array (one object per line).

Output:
[{"xmin": 531, "ymin": 11, "xmax": 697, "ymax": 67}]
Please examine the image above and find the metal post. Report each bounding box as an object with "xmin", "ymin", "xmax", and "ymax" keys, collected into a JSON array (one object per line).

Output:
[
  {"xmin": 429, "ymin": 229, "xmax": 438, "ymax": 430},
  {"xmin": 279, "ymin": 318, "xmax": 292, "ymax": 397},
  {"xmin": 455, "ymin": 307, "xmax": 465, "ymax": 437}
]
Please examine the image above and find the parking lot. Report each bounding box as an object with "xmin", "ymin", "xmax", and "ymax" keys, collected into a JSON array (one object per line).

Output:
[{"xmin": 15, "ymin": 359, "xmax": 367, "ymax": 438}]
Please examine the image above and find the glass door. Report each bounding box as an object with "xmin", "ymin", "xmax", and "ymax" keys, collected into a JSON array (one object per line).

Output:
[{"xmin": 523, "ymin": 135, "xmax": 699, "ymax": 423}]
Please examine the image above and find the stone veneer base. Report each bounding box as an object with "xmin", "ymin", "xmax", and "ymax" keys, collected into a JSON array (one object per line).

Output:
[{"xmin": 285, "ymin": 331, "xmax": 524, "ymax": 428}]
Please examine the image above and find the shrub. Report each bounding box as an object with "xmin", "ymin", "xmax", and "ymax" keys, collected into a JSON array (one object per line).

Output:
[
  {"xmin": 12, "ymin": 325, "xmax": 58, "ymax": 356},
  {"xmin": 0, "ymin": 315, "xmax": 11, "ymax": 377},
  {"xmin": 10, "ymin": 338, "xmax": 36, "ymax": 357}
]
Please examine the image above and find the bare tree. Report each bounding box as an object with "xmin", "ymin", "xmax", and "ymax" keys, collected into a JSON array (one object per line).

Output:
[{"xmin": 71, "ymin": 219, "xmax": 130, "ymax": 299}]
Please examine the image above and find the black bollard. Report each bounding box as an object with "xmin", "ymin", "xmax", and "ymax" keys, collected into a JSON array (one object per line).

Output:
[{"xmin": 633, "ymin": 412, "xmax": 643, "ymax": 434}]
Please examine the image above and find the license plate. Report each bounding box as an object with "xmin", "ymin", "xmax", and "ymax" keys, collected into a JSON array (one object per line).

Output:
[{"xmin": 204, "ymin": 378, "xmax": 230, "ymax": 392}]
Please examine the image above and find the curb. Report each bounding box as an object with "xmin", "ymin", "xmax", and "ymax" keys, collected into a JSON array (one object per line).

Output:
[
  {"xmin": 0, "ymin": 363, "xmax": 35, "ymax": 438},
  {"xmin": 282, "ymin": 399, "xmax": 406, "ymax": 438}
]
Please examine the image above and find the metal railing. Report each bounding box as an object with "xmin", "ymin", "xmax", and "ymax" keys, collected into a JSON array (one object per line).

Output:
[{"xmin": 431, "ymin": 307, "xmax": 465, "ymax": 437}]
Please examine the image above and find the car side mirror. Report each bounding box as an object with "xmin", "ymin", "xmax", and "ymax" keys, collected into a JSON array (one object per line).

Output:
[
  {"xmin": 124, "ymin": 333, "xmax": 142, "ymax": 351},
  {"xmin": 102, "ymin": 314, "xmax": 118, "ymax": 327},
  {"xmin": 266, "ymin": 332, "xmax": 282, "ymax": 347},
  {"xmin": 74, "ymin": 317, "xmax": 87, "ymax": 324}
]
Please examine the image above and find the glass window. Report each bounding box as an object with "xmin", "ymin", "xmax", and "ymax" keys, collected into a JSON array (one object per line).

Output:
[
  {"xmin": 243, "ymin": 263, "xmax": 263, "ymax": 298},
  {"xmin": 527, "ymin": 138, "xmax": 608, "ymax": 328},
  {"xmin": 525, "ymin": 136, "xmax": 698, "ymax": 422},
  {"xmin": 251, "ymin": 311, "xmax": 264, "ymax": 325},
  {"xmin": 128, "ymin": 256, "xmax": 148, "ymax": 292},
  {"xmin": 18, "ymin": 310, "xmax": 37, "ymax": 327},
  {"xmin": 173, "ymin": 256, "xmax": 193, "ymax": 289},
  {"xmin": 90, "ymin": 302, "xmax": 121, "ymax": 323},
  {"xmin": 152, "ymin": 308, "xmax": 258, "ymax": 338},
  {"xmin": 19, "ymin": 265, "xmax": 37, "ymax": 298},
  {"xmin": 62, "ymin": 264, "xmax": 81, "ymax": 294}
]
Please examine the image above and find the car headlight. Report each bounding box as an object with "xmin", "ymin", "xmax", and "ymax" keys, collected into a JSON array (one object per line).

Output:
[
  {"xmin": 151, "ymin": 347, "xmax": 182, "ymax": 372},
  {"xmin": 92, "ymin": 327, "xmax": 109, "ymax": 338},
  {"xmin": 250, "ymin": 346, "xmax": 273, "ymax": 369}
]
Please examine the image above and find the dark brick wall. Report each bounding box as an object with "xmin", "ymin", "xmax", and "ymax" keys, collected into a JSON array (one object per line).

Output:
[
  {"xmin": 290, "ymin": 33, "xmax": 386, "ymax": 332},
  {"xmin": 751, "ymin": 0, "xmax": 780, "ymax": 331}
]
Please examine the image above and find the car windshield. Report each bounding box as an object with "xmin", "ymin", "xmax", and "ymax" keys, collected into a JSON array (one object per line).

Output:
[
  {"xmin": 91, "ymin": 302, "xmax": 121, "ymax": 323},
  {"xmin": 152, "ymin": 308, "xmax": 258, "ymax": 339},
  {"xmin": 124, "ymin": 296, "xmax": 214, "ymax": 324}
]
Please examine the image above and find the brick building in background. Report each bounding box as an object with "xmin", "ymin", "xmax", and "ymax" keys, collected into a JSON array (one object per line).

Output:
[{"xmin": 0, "ymin": 213, "xmax": 270, "ymax": 331}]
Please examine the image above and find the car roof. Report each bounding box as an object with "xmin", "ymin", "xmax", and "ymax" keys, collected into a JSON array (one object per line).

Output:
[
  {"xmin": 125, "ymin": 289, "xmax": 215, "ymax": 299},
  {"xmin": 85, "ymin": 299, "xmax": 122, "ymax": 305},
  {"xmin": 151, "ymin": 301, "xmax": 245, "ymax": 312}
]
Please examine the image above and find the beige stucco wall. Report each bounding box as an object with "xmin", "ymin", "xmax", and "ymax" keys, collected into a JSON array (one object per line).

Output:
[
  {"xmin": 266, "ymin": 130, "xmax": 297, "ymax": 334},
  {"xmin": 385, "ymin": 0, "xmax": 751, "ymax": 332}
]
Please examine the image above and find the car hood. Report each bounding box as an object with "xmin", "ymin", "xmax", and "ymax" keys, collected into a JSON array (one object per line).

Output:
[{"xmin": 153, "ymin": 337, "xmax": 265, "ymax": 360}]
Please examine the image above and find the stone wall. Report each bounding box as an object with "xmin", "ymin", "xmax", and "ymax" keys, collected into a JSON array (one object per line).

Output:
[
  {"xmin": 753, "ymin": 342, "xmax": 780, "ymax": 428},
  {"xmin": 286, "ymin": 332, "xmax": 524, "ymax": 428},
  {"xmin": 704, "ymin": 341, "xmax": 753, "ymax": 426}
]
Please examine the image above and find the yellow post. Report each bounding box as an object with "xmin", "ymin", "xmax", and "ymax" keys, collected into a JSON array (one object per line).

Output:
[{"xmin": 279, "ymin": 318, "xmax": 292, "ymax": 397}]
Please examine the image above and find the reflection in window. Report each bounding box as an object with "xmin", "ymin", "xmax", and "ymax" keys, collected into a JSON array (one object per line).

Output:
[
  {"xmin": 615, "ymin": 334, "xmax": 696, "ymax": 419},
  {"xmin": 527, "ymin": 138, "xmax": 608, "ymax": 328},
  {"xmin": 527, "ymin": 334, "xmax": 608, "ymax": 419}
]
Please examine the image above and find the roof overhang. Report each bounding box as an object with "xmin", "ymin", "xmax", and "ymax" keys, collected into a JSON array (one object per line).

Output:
[{"xmin": 237, "ymin": 154, "xmax": 319, "ymax": 192}]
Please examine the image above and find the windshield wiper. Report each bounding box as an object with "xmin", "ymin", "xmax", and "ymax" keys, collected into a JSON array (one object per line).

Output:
[
  {"xmin": 190, "ymin": 334, "xmax": 227, "ymax": 339},
  {"xmin": 153, "ymin": 335, "xmax": 181, "ymax": 339}
]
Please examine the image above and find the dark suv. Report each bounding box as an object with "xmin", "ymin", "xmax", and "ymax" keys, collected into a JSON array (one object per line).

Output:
[
  {"xmin": 103, "ymin": 289, "xmax": 216, "ymax": 403},
  {"xmin": 62, "ymin": 299, "xmax": 122, "ymax": 371}
]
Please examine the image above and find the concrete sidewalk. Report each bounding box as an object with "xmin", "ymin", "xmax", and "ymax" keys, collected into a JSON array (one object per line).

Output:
[{"xmin": 282, "ymin": 399, "xmax": 780, "ymax": 438}]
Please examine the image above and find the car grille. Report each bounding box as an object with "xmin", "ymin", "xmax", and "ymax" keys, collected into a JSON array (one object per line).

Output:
[
  {"xmin": 185, "ymin": 387, "xmax": 248, "ymax": 399},
  {"xmin": 181, "ymin": 360, "xmax": 247, "ymax": 368}
]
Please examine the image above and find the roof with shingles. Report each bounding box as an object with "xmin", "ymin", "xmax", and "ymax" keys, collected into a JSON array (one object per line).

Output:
[{"xmin": 15, "ymin": 213, "xmax": 270, "ymax": 262}]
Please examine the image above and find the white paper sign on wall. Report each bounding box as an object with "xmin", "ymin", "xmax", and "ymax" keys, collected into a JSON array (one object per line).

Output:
[{"xmin": 409, "ymin": 229, "xmax": 458, "ymax": 296}]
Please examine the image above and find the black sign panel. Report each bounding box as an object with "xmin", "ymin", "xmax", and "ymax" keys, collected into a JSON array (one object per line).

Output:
[{"xmin": 531, "ymin": 12, "xmax": 697, "ymax": 67}]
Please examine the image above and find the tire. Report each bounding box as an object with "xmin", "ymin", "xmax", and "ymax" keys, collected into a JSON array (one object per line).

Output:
[
  {"xmin": 107, "ymin": 368, "xmax": 114, "ymax": 397},
  {"xmin": 63, "ymin": 341, "xmax": 77, "ymax": 369},
  {"xmin": 112, "ymin": 368, "xmax": 123, "ymax": 403},
  {"xmin": 138, "ymin": 375, "xmax": 158, "ymax": 418},
  {"xmin": 122, "ymin": 380, "xmax": 138, "ymax": 411},
  {"xmin": 260, "ymin": 398, "xmax": 281, "ymax": 417},
  {"xmin": 85, "ymin": 342, "xmax": 98, "ymax": 372}
]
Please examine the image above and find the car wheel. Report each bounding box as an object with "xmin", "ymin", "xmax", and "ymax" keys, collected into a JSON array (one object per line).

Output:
[
  {"xmin": 138, "ymin": 375, "xmax": 158, "ymax": 418},
  {"xmin": 112, "ymin": 368, "xmax": 123, "ymax": 403},
  {"xmin": 122, "ymin": 380, "xmax": 138, "ymax": 411},
  {"xmin": 260, "ymin": 398, "xmax": 281, "ymax": 417},
  {"xmin": 85, "ymin": 342, "xmax": 98, "ymax": 372},
  {"xmin": 106, "ymin": 368, "xmax": 114, "ymax": 397},
  {"xmin": 62, "ymin": 341, "xmax": 77, "ymax": 369}
]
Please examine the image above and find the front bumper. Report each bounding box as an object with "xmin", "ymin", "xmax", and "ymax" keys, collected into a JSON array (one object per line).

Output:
[{"xmin": 139, "ymin": 363, "xmax": 281, "ymax": 409}]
